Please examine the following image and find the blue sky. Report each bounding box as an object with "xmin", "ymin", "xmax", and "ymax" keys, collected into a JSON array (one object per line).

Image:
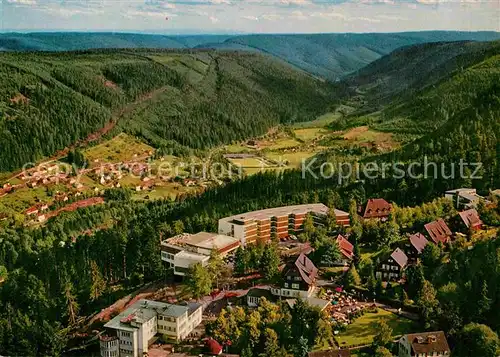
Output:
[{"xmin": 1, "ymin": 0, "xmax": 499, "ymax": 33}]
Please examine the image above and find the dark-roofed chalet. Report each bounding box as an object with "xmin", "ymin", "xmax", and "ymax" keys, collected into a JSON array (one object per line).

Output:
[
  {"xmin": 398, "ymin": 331, "xmax": 450, "ymax": 357},
  {"xmin": 360, "ymin": 198, "xmax": 392, "ymax": 220},
  {"xmin": 458, "ymin": 208, "xmax": 483, "ymax": 230},
  {"xmin": 279, "ymin": 253, "xmax": 318, "ymax": 297},
  {"xmin": 308, "ymin": 349, "xmax": 351, "ymax": 357},
  {"xmin": 335, "ymin": 234, "xmax": 354, "ymax": 266},
  {"xmin": 424, "ymin": 219, "xmax": 452, "ymax": 244},
  {"xmin": 406, "ymin": 233, "xmax": 429, "ymax": 261},
  {"xmin": 376, "ymin": 248, "xmax": 408, "ymax": 281}
]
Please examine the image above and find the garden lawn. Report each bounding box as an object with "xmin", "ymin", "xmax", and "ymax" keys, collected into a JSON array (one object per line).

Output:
[{"xmin": 335, "ymin": 309, "xmax": 416, "ymax": 348}]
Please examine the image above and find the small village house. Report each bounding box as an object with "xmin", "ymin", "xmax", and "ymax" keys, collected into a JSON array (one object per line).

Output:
[
  {"xmin": 457, "ymin": 208, "xmax": 483, "ymax": 231},
  {"xmin": 359, "ymin": 198, "xmax": 392, "ymax": 220},
  {"xmin": 424, "ymin": 219, "xmax": 452, "ymax": 244},
  {"xmin": 376, "ymin": 248, "xmax": 408, "ymax": 281},
  {"xmin": 398, "ymin": 331, "xmax": 451, "ymax": 357},
  {"xmin": 271, "ymin": 253, "xmax": 318, "ymax": 298},
  {"xmin": 405, "ymin": 233, "xmax": 429, "ymax": 262},
  {"xmin": 334, "ymin": 234, "xmax": 354, "ymax": 266}
]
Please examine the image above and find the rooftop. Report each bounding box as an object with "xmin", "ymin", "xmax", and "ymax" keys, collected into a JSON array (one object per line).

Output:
[
  {"xmin": 445, "ymin": 188, "xmax": 477, "ymax": 194},
  {"xmin": 177, "ymin": 250, "xmax": 210, "ymax": 262},
  {"xmin": 336, "ymin": 234, "xmax": 354, "ymax": 259},
  {"xmin": 290, "ymin": 253, "xmax": 318, "ymax": 285},
  {"xmin": 405, "ymin": 331, "xmax": 450, "ymax": 355},
  {"xmin": 168, "ymin": 231, "xmax": 239, "ymax": 251},
  {"xmin": 104, "ymin": 299, "xmax": 189, "ymax": 331},
  {"xmin": 424, "ymin": 219, "xmax": 452, "ymax": 244},
  {"xmin": 391, "ymin": 248, "xmax": 409, "ymax": 268},
  {"xmin": 361, "ymin": 198, "xmax": 392, "ymax": 219},
  {"xmin": 409, "ymin": 233, "xmax": 429, "ymax": 254},
  {"xmin": 458, "ymin": 208, "xmax": 483, "ymax": 228},
  {"xmin": 221, "ymin": 203, "xmax": 330, "ymax": 222}
]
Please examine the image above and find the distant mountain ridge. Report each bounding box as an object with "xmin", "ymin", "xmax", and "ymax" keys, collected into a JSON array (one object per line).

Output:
[{"xmin": 1, "ymin": 31, "xmax": 499, "ymax": 79}]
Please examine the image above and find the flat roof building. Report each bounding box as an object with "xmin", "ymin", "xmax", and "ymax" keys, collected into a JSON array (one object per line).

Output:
[
  {"xmin": 161, "ymin": 232, "xmax": 239, "ymax": 276},
  {"xmin": 218, "ymin": 204, "xmax": 350, "ymax": 245},
  {"xmin": 100, "ymin": 299, "xmax": 202, "ymax": 357}
]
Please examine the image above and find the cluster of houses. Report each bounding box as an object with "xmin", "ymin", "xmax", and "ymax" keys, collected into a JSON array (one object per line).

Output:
[
  {"xmin": 375, "ymin": 193, "xmax": 485, "ymax": 282},
  {"xmin": 114, "ymin": 190, "xmax": 495, "ymax": 357}
]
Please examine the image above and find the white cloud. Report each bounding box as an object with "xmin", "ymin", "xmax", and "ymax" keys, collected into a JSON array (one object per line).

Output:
[
  {"xmin": 6, "ymin": 0, "xmax": 37, "ymax": 4},
  {"xmin": 261, "ymin": 13, "xmax": 284, "ymax": 21},
  {"xmin": 126, "ymin": 10, "xmax": 177, "ymax": 18},
  {"xmin": 290, "ymin": 9, "xmax": 308, "ymax": 19},
  {"xmin": 280, "ymin": 0, "xmax": 311, "ymax": 6},
  {"xmin": 376, "ymin": 14, "xmax": 408, "ymax": 20},
  {"xmin": 311, "ymin": 11, "xmax": 347, "ymax": 19},
  {"xmin": 242, "ymin": 15, "xmax": 260, "ymax": 20},
  {"xmin": 349, "ymin": 16, "xmax": 381, "ymax": 22}
]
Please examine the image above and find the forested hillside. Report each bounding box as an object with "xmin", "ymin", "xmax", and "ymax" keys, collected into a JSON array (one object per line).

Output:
[
  {"xmin": 1, "ymin": 31, "xmax": 499, "ymax": 80},
  {"xmin": 346, "ymin": 40, "xmax": 500, "ymax": 107},
  {"xmin": 0, "ymin": 38, "xmax": 500, "ymax": 356},
  {"xmin": 0, "ymin": 50, "xmax": 337, "ymax": 171}
]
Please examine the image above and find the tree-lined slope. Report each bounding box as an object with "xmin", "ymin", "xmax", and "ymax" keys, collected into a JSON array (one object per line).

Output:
[
  {"xmin": 0, "ymin": 50, "xmax": 338, "ymax": 171},
  {"xmin": 1, "ymin": 31, "xmax": 499, "ymax": 80}
]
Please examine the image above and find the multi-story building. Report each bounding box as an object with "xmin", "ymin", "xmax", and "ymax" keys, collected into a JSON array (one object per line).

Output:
[
  {"xmin": 445, "ymin": 188, "xmax": 485, "ymax": 209},
  {"xmin": 398, "ymin": 331, "xmax": 451, "ymax": 357},
  {"xmin": 100, "ymin": 299, "xmax": 202, "ymax": 357},
  {"xmin": 160, "ymin": 232, "xmax": 240, "ymax": 276},
  {"xmin": 218, "ymin": 204, "xmax": 350, "ymax": 245}
]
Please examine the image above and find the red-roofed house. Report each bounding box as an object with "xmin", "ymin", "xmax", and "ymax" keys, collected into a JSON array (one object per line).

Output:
[
  {"xmin": 458, "ymin": 209, "xmax": 483, "ymax": 231},
  {"xmin": 406, "ymin": 233, "xmax": 429, "ymax": 261},
  {"xmin": 272, "ymin": 253, "xmax": 318, "ymax": 298},
  {"xmin": 376, "ymin": 248, "xmax": 408, "ymax": 281},
  {"xmin": 359, "ymin": 198, "xmax": 392, "ymax": 220},
  {"xmin": 398, "ymin": 331, "xmax": 450, "ymax": 357},
  {"xmin": 25, "ymin": 206, "xmax": 39, "ymax": 216},
  {"xmin": 335, "ymin": 234, "xmax": 354, "ymax": 266},
  {"xmin": 424, "ymin": 219, "xmax": 452, "ymax": 244},
  {"xmin": 205, "ymin": 338, "xmax": 223, "ymax": 355}
]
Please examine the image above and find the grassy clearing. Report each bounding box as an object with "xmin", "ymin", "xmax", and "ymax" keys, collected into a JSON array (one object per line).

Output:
[
  {"xmin": 265, "ymin": 151, "xmax": 314, "ymax": 169},
  {"xmin": 0, "ymin": 185, "xmax": 67, "ymax": 213},
  {"xmin": 294, "ymin": 127, "xmax": 329, "ymax": 141},
  {"xmin": 132, "ymin": 185, "xmax": 195, "ymax": 201},
  {"xmin": 84, "ymin": 133, "xmax": 154, "ymax": 163},
  {"xmin": 336, "ymin": 309, "xmax": 416, "ymax": 348},
  {"xmin": 263, "ymin": 138, "xmax": 302, "ymax": 150},
  {"xmin": 227, "ymin": 157, "xmax": 267, "ymax": 168},
  {"xmin": 292, "ymin": 112, "xmax": 341, "ymax": 129}
]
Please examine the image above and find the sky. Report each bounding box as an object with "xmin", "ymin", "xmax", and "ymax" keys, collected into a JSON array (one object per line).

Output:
[{"xmin": 1, "ymin": 0, "xmax": 499, "ymax": 34}]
